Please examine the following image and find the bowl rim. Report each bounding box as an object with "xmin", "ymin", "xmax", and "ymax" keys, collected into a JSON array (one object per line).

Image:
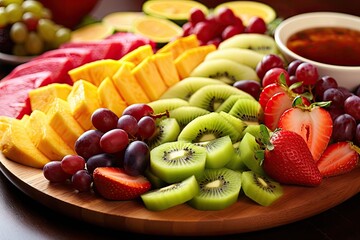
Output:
[{"xmin": 274, "ymin": 11, "xmax": 360, "ymax": 71}]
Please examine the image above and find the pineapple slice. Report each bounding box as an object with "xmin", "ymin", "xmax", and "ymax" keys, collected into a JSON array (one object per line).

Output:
[
  {"xmin": 25, "ymin": 110, "xmax": 76, "ymax": 161},
  {"xmin": 1, "ymin": 119, "xmax": 50, "ymax": 168},
  {"xmin": 174, "ymin": 44, "xmax": 217, "ymax": 79},
  {"xmin": 151, "ymin": 52, "xmax": 180, "ymax": 87},
  {"xmin": 68, "ymin": 59, "xmax": 123, "ymax": 86},
  {"xmin": 132, "ymin": 56, "xmax": 167, "ymax": 101},
  {"xmin": 119, "ymin": 44, "xmax": 154, "ymax": 66},
  {"xmin": 67, "ymin": 80, "xmax": 101, "ymax": 130},
  {"xmin": 112, "ymin": 62, "xmax": 150, "ymax": 105},
  {"xmin": 28, "ymin": 83, "xmax": 72, "ymax": 113},
  {"xmin": 46, "ymin": 98, "xmax": 85, "ymax": 149},
  {"xmin": 98, "ymin": 77, "xmax": 128, "ymax": 116}
]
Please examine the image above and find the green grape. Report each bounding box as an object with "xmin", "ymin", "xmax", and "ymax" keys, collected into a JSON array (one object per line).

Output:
[
  {"xmin": 41, "ymin": 7, "xmax": 51, "ymax": 19},
  {"xmin": 0, "ymin": 7, "xmax": 7, "ymax": 27},
  {"xmin": 10, "ymin": 21, "xmax": 28, "ymax": 43},
  {"xmin": 25, "ymin": 31, "xmax": 43, "ymax": 55},
  {"xmin": 22, "ymin": 0, "xmax": 43, "ymax": 18},
  {"xmin": 5, "ymin": 3, "xmax": 23, "ymax": 23},
  {"xmin": 37, "ymin": 18, "xmax": 56, "ymax": 42},
  {"xmin": 53, "ymin": 27, "xmax": 71, "ymax": 47},
  {"xmin": 1, "ymin": 0, "xmax": 24, "ymax": 7},
  {"xmin": 12, "ymin": 43, "xmax": 27, "ymax": 56}
]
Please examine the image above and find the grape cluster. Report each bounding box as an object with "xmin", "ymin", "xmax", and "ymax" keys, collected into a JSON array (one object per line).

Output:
[
  {"xmin": 182, "ymin": 7, "xmax": 267, "ymax": 47},
  {"xmin": 0, "ymin": 0, "xmax": 71, "ymax": 56},
  {"xmin": 43, "ymin": 103, "xmax": 161, "ymax": 192}
]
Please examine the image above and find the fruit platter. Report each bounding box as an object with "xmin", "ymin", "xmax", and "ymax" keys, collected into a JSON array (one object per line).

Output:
[{"xmin": 1, "ymin": 0, "xmax": 360, "ymax": 236}]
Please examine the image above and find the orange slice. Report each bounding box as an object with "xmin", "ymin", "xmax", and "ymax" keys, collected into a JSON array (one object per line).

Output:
[{"xmin": 70, "ymin": 22, "xmax": 114, "ymax": 42}]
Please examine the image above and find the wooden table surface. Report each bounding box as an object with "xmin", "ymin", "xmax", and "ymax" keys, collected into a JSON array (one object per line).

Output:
[{"xmin": 1, "ymin": 1, "xmax": 360, "ymax": 239}]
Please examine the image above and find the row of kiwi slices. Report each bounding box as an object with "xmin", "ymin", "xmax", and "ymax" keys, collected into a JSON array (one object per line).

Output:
[{"xmin": 139, "ymin": 77, "xmax": 283, "ymax": 211}]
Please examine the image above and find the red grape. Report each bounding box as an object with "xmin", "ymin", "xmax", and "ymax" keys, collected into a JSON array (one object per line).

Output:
[
  {"xmin": 71, "ymin": 169, "xmax": 92, "ymax": 192},
  {"xmin": 261, "ymin": 67, "xmax": 289, "ymax": 87},
  {"xmin": 323, "ymin": 88, "xmax": 345, "ymax": 107},
  {"xmin": 100, "ymin": 129, "xmax": 129, "ymax": 153},
  {"xmin": 221, "ymin": 25, "xmax": 243, "ymax": 40},
  {"xmin": 355, "ymin": 123, "xmax": 360, "ymax": 146},
  {"xmin": 86, "ymin": 153, "xmax": 117, "ymax": 174},
  {"xmin": 91, "ymin": 108, "xmax": 119, "ymax": 133},
  {"xmin": 182, "ymin": 22, "xmax": 193, "ymax": 36},
  {"xmin": 245, "ymin": 16, "xmax": 267, "ymax": 34},
  {"xmin": 122, "ymin": 103, "xmax": 154, "ymax": 121},
  {"xmin": 314, "ymin": 76, "xmax": 338, "ymax": 100},
  {"xmin": 137, "ymin": 116, "xmax": 156, "ymax": 140},
  {"xmin": 75, "ymin": 130, "xmax": 104, "ymax": 160},
  {"xmin": 287, "ymin": 59, "xmax": 303, "ymax": 76},
  {"xmin": 123, "ymin": 141, "xmax": 150, "ymax": 176},
  {"xmin": 22, "ymin": 12, "xmax": 39, "ymax": 31},
  {"xmin": 61, "ymin": 154, "xmax": 86, "ymax": 175},
  {"xmin": 215, "ymin": 7, "xmax": 236, "ymax": 26},
  {"xmin": 256, "ymin": 54, "xmax": 285, "ymax": 79},
  {"xmin": 331, "ymin": 114, "xmax": 356, "ymax": 142},
  {"xmin": 189, "ymin": 8, "xmax": 206, "ymax": 24},
  {"xmin": 295, "ymin": 62, "xmax": 319, "ymax": 85},
  {"xmin": 327, "ymin": 105, "xmax": 345, "ymax": 121},
  {"xmin": 117, "ymin": 114, "xmax": 139, "ymax": 138},
  {"xmin": 355, "ymin": 85, "xmax": 360, "ymax": 97},
  {"xmin": 233, "ymin": 80, "xmax": 261, "ymax": 99},
  {"xmin": 193, "ymin": 21, "xmax": 215, "ymax": 43},
  {"xmin": 344, "ymin": 95, "xmax": 360, "ymax": 121},
  {"xmin": 287, "ymin": 75, "xmax": 304, "ymax": 94},
  {"xmin": 338, "ymin": 87, "xmax": 353, "ymax": 99},
  {"xmin": 43, "ymin": 161, "xmax": 71, "ymax": 183}
]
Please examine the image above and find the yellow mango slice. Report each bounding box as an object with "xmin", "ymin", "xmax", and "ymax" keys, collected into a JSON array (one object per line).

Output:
[
  {"xmin": 174, "ymin": 44, "xmax": 217, "ymax": 79},
  {"xmin": 25, "ymin": 110, "xmax": 76, "ymax": 161},
  {"xmin": 67, "ymin": 80, "xmax": 101, "ymax": 130},
  {"xmin": 68, "ymin": 59, "xmax": 123, "ymax": 86},
  {"xmin": 132, "ymin": 56, "xmax": 167, "ymax": 101},
  {"xmin": 157, "ymin": 34, "xmax": 199, "ymax": 59},
  {"xmin": 0, "ymin": 116, "xmax": 15, "ymax": 143},
  {"xmin": 47, "ymin": 98, "xmax": 85, "ymax": 149},
  {"xmin": 98, "ymin": 77, "xmax": 128, "ymax": 116},
  {"xmin": 119, "ymin": 44, "xmax": 154, "ymax": 66},
  {"xmin": 151, "ymin": 52, "xmax": 180, "ymax": 87},
  {"xmin": 29, "ymin": 83, "xmax": 72, "ymax": 113},
  {"xmin": 112, "ymin": 62, "xmax": 150, "ymax": 105},
  {"xmin": 1, "ymin": 119, "xmax": 50, "ymax": 168}
]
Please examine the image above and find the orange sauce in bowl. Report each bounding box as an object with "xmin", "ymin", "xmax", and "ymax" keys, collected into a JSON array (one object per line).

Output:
[{"xmin": 286, "ymin": 27, "xmax": 360, "ymax": 66}]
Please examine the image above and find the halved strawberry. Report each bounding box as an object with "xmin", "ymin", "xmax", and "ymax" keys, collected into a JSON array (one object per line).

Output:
[
  {"xmin": 93, "ymin": 167, "xmax": 151, "ymax": 200},
  {"xmin": 278, "ymin": 106, "xmax": 332, "ymax": 161},
  {"xmin": 263, "ymin": 91, "xmax": 293, "ymax": 131},
  {"xmin": 317, "ymin": 141, "xmax": 359, "ymax": 177},
  {"xmin": 258, "ymin": 83, "xmax": 286, "ymax": 110}
]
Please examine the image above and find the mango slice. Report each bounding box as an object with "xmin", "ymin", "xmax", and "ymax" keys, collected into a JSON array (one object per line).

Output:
[
  {"xmin": 151, "ymin": 52, "xmax": 180, "ymax": 88},
  {"xmin": 1, "ymin": 119, "xmax": 50, "ymax": 168},
  {"xmin": 67, "ymin": 80, "xmax": 101, "ymax": 130},
  {"xmin": 29, "ymin": 83, "xmax": 72, "ymax": 113},
  {"xmin": 112, "ymin": 62, "xmax": 150, "ymax": 105},
  {"xmin": 98, "ymin": 77, "xmax": 128, "ymax": 116},
  {"xmin": 46, "ymin": 98, "xmax": 85, "ymax": 149},
  {"xmin": 157, "ymin": 34, "xmax": 199, "ymax": 59},
  {"xmin": 119, "ymin": 44, "xmax": 154, "ymax": 66}
]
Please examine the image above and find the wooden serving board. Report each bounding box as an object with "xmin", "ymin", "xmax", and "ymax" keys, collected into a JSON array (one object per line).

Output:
[{"xmin": 1, "ymin": 154, "xmax": 360, "ymax": 236}]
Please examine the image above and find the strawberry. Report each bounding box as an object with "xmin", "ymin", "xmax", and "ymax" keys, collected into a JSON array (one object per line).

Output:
[
  {"xmin": 262, "ymin": 129, "xmax": 322, "ymax": 187},
  {"xmin": 93, "ymin": 167, "xmax": 151, "ymax": 200},
  {"xmin": 263, "ymin": 91, "xmax": 293, "ymax": 131},
  {"xmin": 316, "ymin": 141, "xmax": 360, "ymax": 177},
  {"xmin": 278, "ymin": 105, "xmax": 333, "ymax": 161},
  {"xmin": 258, "ymin": 83, "xmax": 286, "ymax": 110}
]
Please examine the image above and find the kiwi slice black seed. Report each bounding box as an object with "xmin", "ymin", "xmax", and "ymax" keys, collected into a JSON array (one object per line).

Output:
[
  {"xmin": 177, "ymin": 112, "xmax": 240, "ymax": 143},
  {"xmin": 147, "ymin": 98, "xmax": 189, "ymax": 115},
  {"xmin": 219, "ymin": 111, "xmax": 246, "ymax": 142},
  {"xmin": 146, "ymin": 117, "xmax": 180, "ymax": 149},
  {"xmin": 215, "ymin": 94, "xmax": 251, "ymax": 113},
  {"xmin": 188, "ymin": 168, "xmax": 242, "ymax": 211},
  {"xmin": 240, "ymin": 132, "xmax": 266, "ymax": 176},
  {"xmin": 228, "ymin": 98, "xmax": 264, "ymax": 124},
  {"xmin": 241, "ymin": 171, "xmax": 283, "ymax": 206},
  {"xmin": 160, "ymin": 77, "xmax": 226, "ymax": 101},
  {"xmin": 225, "ymin": 141, "xmax": 249, "ymax": 171},
  {"xmin": 141, "ymin": 175, "xmax": 199, "ymax": 211},
  {"xmin": 150, "ymin": 141, "xmax": 206, "ymax": 183},
  {"xmin": 168, "ymin": 106, "xmax": 210, "ymax": 129},
  {"xmin": 194, "ymin": 135, "xmax": 234, "ymax": 169},
  {"xmin": 188, "ymin": 84, "xmax": 253, "ymax": 112}
]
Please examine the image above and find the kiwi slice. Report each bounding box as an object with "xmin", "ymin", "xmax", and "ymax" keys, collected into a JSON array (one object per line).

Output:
[
  {"xmin": 169, "ymin": 106, "xmax": 210, "ymax": 129},
  {"xmin": 215, "ymin": 95, "xmax": 251, "ymax": 113},
  {"xmin": 144, "ymin": 168, "xmax": 168, "ymax": 189},
  {"xmin": 150, "ymin": 141, "xmax": 206, "ymax": 183},
  {"xmin": 177, "ymin": 112, "xmax": 240, "ymax": 143},
  {"xmin": 194, "ymin": 135, "xmax": 234, "ymax": 169},
  {"xmin": 241, "ymin": 171, "xmax": 283, "ymax": 206},
  {"xmin": 219, "ymin": 111, "xmax": 246, "ymax": 141},
  {"xmin": 188, "ymin": 84, "xmax": 253, "ymax": 112},
  {"xmin": 240, "ymin": 132, "xmax": 266, "ymax": 176},
  {"xmin": 241, "ymin": 124, "xmax": 271, "ymax": 142},
  {"xmin": 147, "ymin": 98, "xmax": 189, "ymax": 115},
  {"xmin": 160, "ymin": 77, "xmax": 226, "ymax": 101},
  {"xmin": 146, "ymin": 117, "xmax": 181, "ymax": 150},
  {"xmin": 228, "ymin": 98, "xmax": 264, "ymax": 125},
  {"xmin": 190, "ymin": 59, "xmax": 260, "ymax": 85},
  {"xmin": 225, "ymin": 141, "xmax": 249, "ymax": 171},
  {"xmin": 188, "ymin": 168, "xmax": 242, "ymax": 211},
  {"xmin": 141, "ymin": 175, "xmax": 199, "ymax": 211}
]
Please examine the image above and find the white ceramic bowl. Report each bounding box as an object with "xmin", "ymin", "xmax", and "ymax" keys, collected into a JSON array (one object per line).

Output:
[{"xmin": 274, "ymin": 12, "xmax": 360, "ymax": 91}]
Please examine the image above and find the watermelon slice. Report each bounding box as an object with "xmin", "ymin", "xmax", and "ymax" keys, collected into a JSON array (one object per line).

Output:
[
  {"xmin": 1, "ymin": 57, "xmax": 73, "ymax": 85},
  {"xmin": 0, "ymin": 71, "xmax": 53, "ymax": 119},
  {"xmin": 105, "ymin": 32, "xmax": 156, "ymax": 55},
  {"xmin": 33, "ymin": 47, "xmax": 92, "ymax": 68}
]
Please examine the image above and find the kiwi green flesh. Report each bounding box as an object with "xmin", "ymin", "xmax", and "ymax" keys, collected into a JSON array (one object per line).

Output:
[
  {"xmin": 188, "ymin": 84, "xmax": 254, "ymax": 112},
  {"xmin": 219, "ymin": 111, "xmax": 246, "ymax": 142},
  {"xmin": 141, "ymin": 175, "xmax": 199, "ymax": 211},
  {"xmin": 241, "ymin": 171, "xmax": 283, "ymax": 206},
  {"xmin": 240, "ymin": 132, "xmax": 266, "ymax": 176},
  {"xmin": 241, "ymin": 124, "xmax": 271, "ymax": 142},
  {"xmin": 147, "ymin": 98, "xmax": 189, "ymax": 115},
  {"xmin": 150, "ymin": 141, "xmax": 206, "ymax": 183},
  {"xmin": 229, "ymin": 98, "xmax": 263, "ymax": 124},
  {"xmin": 177, "ymin": 112, "xmax": 239, "ymax": 143},
  {"xmin": 188, "ymin": 168, "xmax": 242, "ymax": 211},
  {"xmin": 225, "ymin": 141, "xmax": 249, "ymax": 171},
  {"xmin": 194, "ymin": 135, "xmax": 234, "ymax": 169},
  {"xmin": 144, "ymin": 168, "xmax": 168, "ymax": 189},
  {"xmin": 147, "ymin": 118, "xmax": 181, "ymax": 150},
  {"xmin": 215, "ymin": 95, "xmax": 251, "ymax": 113},
  {"xmin": 169, "ymin": 106, "xmax": 210, "ymax": 129}
]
